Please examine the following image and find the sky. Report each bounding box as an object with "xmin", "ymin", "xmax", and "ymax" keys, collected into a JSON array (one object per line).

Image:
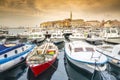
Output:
[{"xmin": 0, "ymin": 0, "xmax": 120, "ymax": 27}]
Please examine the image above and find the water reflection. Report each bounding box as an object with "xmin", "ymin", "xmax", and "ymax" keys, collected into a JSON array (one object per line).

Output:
[
  {"xmin": 27, "ymin": 59, "xmax": 58, "ymax": 80},
  {"xmin": 64, "ymin": 56, "xmax": 89, "ymax": 80},
  {"xmin": 108, "ymin": 62, "xmax": 120, "ymax": 80},
  {"xmin": 0, "ymin": 61, "xmax": 27, "ymax": 80},
  {"xmin": 64, "ymin": 55, "xmax": 118, "ymax": 80}
]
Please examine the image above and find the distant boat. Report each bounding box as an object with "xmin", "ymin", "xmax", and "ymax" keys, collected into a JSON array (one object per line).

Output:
[
  {"xmin": 102, "ymin": 28, "xmax": 120, "ymax": 44},
  {"xmin": 104, "ymin": 38, "xmax": 120, "ymax": 44},
  {"xmin": 0, "ymin": 43, "xmax": 35, "ymax": 72},
  {"xmin": 0, "ymin": 29, "xmax": 8, "ymax": 39},
  {"xmin": 86, "ymin": 31, "xmax": 104, "ymax": 45},
  {"xmin": 28, "ymin": 32, "xmax": 45, "ymax": 41},
  {"xmin": 18, "ymin": 31, "xmax": 29, "ymax": 39},
  {"xmin": 26, "ymin": 42, "xmax": 59, "ymax": 77},
  {"xmin": 51, "ymin": 30, "xmax": 64, "ymax": 44},
  {"xmin": 64, "ymin": 41, "xmax": 108, "ymax": 74},
  {"xmin": 96, "ymin": 44, "xmax": 120, "ymax": 74},
  {"xmin": 18, "ymin": 31, "xmax": 45, "ymax": 43},
  {"xmin": 69, "ymin": 32, "xmax": 85, "ymax": 41}
]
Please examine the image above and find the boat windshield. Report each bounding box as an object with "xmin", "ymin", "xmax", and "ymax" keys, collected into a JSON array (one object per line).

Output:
[
  {"xmin": 106, "ymin": 28, "xmax": 110, "ymax": 33},
  {"xmin": 74, "ymin": 48, "xmax": 83, "ymax": 52},
  {"xmin": 111, "ymin": 29, "xmax": 116, "ymax": 33},
  {"xmin": 85, "ymin": 47, "xmax": 95, "ymax": 52}
]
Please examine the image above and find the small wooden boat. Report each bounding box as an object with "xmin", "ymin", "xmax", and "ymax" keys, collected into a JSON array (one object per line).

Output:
[
  {"xmin": 26, "ymin": 42, "xmax": 58, "ymax": 77},
  {"xmin": 0, "ymin": 43, "xmax": 35, "ymax": 72},
  {"xmin": 64, "ymin": 41, "xmax": 108, "ymax": 74}
]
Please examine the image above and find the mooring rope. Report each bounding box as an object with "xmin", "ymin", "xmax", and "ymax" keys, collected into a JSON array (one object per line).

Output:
[{"xmin": 91, "ymin": 60, "xmax": 109, "ymax": 80}]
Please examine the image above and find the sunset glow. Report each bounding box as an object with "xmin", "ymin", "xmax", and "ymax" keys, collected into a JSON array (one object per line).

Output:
[{"xmin": 0, "ymin": 0, "xmax": 120, "ymax": 27}]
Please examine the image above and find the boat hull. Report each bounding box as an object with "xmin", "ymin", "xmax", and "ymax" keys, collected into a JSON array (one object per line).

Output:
[
  {"xmin": 66, "ymin": 54, "xmax": 95, "ymax": 74},
  {"xmin": 86, "ymin": 38, "xmax": 103, "ymax": 45},
  {"xmin": 30, "ymin": 57, "xmax": 57, "ymax": 77},
  {"xmin": 0, "ymin": 44, "xmax": 35, "ymax": 72},
  {"xmin": 65, "ymin": 50, "xmax": 107, "ymax": 74},
  {"xmin": 104, "ymin": 38, "xmax": 120, "ymax": 44}
]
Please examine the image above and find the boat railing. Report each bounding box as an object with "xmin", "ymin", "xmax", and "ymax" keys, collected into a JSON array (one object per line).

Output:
[{"xmin": 98, "ymin": 46, "xmax": 112, "ymax": 53}]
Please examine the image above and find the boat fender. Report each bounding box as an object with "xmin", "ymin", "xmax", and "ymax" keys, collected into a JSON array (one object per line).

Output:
[{"xmin": 112, "ymin": 59, "xmax": 119, "ymax": 64}]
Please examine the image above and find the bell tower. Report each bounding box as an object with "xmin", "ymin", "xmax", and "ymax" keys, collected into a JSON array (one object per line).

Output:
[{"xmin": 70, "ymin": 11, "xmax": 72, "ymax": 20}]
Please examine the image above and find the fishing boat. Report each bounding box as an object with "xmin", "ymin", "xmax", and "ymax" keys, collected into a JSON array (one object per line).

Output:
[
  {"xmin": 0, "ymin": 43, "xmax": 35, "ymax": 72},
  {"xmin": 96, "ymin": 44, "xmax": 120, "ymax": 74},
  {"xmin": 26, "ymin": 42, "xmax": 59, "ymax": 77},
  {"xmin": 64, "ymin": 41, "xmax": 108, "ymax": 74}
]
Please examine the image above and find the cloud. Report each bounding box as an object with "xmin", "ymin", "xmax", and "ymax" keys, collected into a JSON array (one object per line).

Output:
[
  {"xmin": 0, "ymin": 0, "xmax": 120, "ymax": 27},
  {"xmin": 0, "ymin": 0, "xmax": 120, "ymax": 15},
  {"xmin": 0, "ymin": 0, "xmax": 42, "ymax": 16}
]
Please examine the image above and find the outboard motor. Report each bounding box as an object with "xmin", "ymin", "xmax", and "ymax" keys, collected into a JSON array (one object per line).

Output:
[
  {"xmin": 44, "ymin": 31, "xmax": 52, "ymax": 42},
  {"xmin": 63, "ymin": 33, "xmax": 72, "ymax": 42},
  {"xmin": 45, "ymin": 31, "xmax": 51, "ymax": 39}
]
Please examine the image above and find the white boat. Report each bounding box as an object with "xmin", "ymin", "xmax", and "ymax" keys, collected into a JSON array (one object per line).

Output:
[
  {"xmin": 51, "ymin": 30, "xmax": 64, "ymax": 44},
  {"xmin": 102, "ymin": 28, "xmax": 120, "ymax": 39},
  {"xmin": 69, "ymin": 32, "xmax": 85, "ymax": 41},
  {"xmin": 101, "ymin": 28, "xmax": 120, "ymax": 44},
  {"xmin": 64, "ymin": 41, "xmax": 108, "ymax": 74},
  {"xmin": 86, "ymin": 31, "xmax": 104, "ymax": 45},
  {"xmin": 28, "ymin": 32, "xmax": 45, "ymax": 41},
  {"xmin": 18, "ymin": 28, "xmax": 45, "ymax": 42},
  {"xmin": 69, "ymin": 29, "xmax": 86, "ymax": 41},
  {"xmin": 18, "ymin": 31, "xmax": 30, "ymax": 39},
  {"xmin": 96, "ymin": 44, "xmax": 120, "ymax": 69},
  {"xmin": 0, "ymin": 43, "xmax": 35, "ymax": 72}
]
